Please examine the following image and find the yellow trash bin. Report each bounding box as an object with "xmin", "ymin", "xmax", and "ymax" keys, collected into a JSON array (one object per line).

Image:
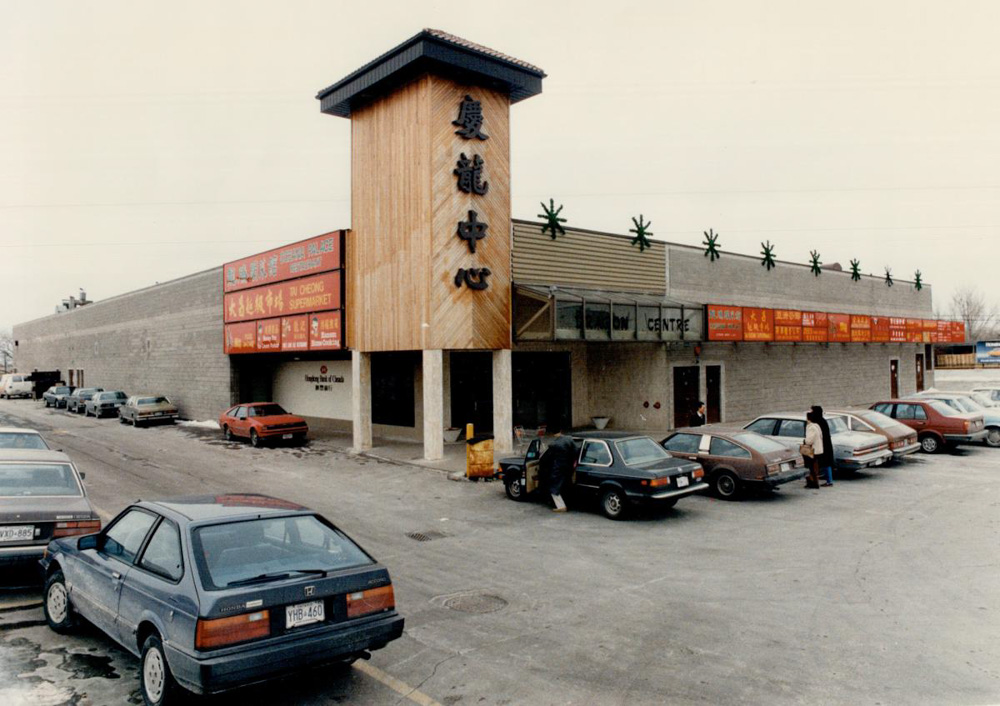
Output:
[{"xmin": 466, "ymin": 434, "xmax": 495, "ymax": 479}]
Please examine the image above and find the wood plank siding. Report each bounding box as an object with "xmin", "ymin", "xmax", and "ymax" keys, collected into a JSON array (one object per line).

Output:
[{"xmin": 511, "ymin": 220, "xmax": 666, "ymax": 294}]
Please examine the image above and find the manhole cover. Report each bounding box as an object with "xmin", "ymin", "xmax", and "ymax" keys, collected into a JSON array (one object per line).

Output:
[
  {"xmin": 406, "ymin": 530, "xmax": 446, "ymax": 542},
  {"xmin": 444, "ymin": 593, "xmax": 507, "ymax": 614}
]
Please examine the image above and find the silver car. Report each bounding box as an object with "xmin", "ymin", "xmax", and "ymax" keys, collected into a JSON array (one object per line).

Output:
[
  {"xmin": 744, "ymin": 412, "xmax": 893, "ymax": 470},
  {"xmin": 85, "ymin": 390, "xmax": 128, "ymax": 418}
]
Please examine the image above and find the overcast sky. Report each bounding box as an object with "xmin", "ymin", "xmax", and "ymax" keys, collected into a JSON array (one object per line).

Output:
[{"xmin": 3, "ymin": 0, "xmax": 999, "ymax": 329}]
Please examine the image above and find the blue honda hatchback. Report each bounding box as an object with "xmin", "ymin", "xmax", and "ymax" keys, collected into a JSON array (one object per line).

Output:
[{"xmin": 40, "ymin": 494, "xmax": 404, "ymax": 705}]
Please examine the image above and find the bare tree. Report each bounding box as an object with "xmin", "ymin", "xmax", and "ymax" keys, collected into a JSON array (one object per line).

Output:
[
  {"xmin": 949, "ymin": 286, "xmax": 1000, "ymax": 342},
  {"xmin": 0, "ymin": 329, "xmax": 13, "ymax": 373}
]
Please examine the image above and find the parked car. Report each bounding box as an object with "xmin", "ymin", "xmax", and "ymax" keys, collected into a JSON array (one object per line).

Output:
[
  {"xmin": 497, "ymin": 432, "xmax": 707, "ymax": 519},
  {"xmin": 661, "ymin": 426, "xmax": 806, "ymax": 499},
  {"xmin": 120, "ymin": 396, "xmax": 180, "ymax": 427},
  {"xmin": 39, "ymin": 494, "xmax": 403, "ymax": 704},
  {"xmin": 0, "ymin": 373, "xmax": 33, "ymax": 399},
  {"xmin": 66, "ymin": 387, "xmax": 104, "ymax": 414},
  {"xmin": 870, "ymin": 399, "xmax": 987, "ymax": 453},
  {"xmin": 971, "ymin": 386, "xmax": 1000, "ymax": 404},
  {"xmin": 969, "ymin": 391, "xmax": 999, "ymax": 409},
  {"xmin": 43, "ymin": 385, "xmax": 75, "ymax": 408},
  {"xmin": 743, "ymin": 412, "xmax": 893, "ymax": 470},
  {"xmin": 0, "ymin": 449, "xmax": 100, "ymax": 567},
  {"xmin": 913, "ymin": 391, "xmax": 1000, "ymax": 448},
  {"xmin": 85, "ymin": 390, "xmax": 129, "ymax": 418},
  {"xmin": 0, "ymin": 427, "xmax": 50, "ymax": 450},
  {"xmin": 218, "ymin": 403, "xmax": 308, "ymax": 447},
  {"xmin": 826, "ymin": 409, "xmax": 921, "ymax": 461}
]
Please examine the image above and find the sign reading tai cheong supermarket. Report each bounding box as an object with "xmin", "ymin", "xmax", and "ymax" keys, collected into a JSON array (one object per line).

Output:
[{"xmin": 223, "ymin": 232, "xmax": 345, "ymax": 354}]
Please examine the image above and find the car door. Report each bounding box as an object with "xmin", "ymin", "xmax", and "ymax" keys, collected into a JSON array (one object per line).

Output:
[
  {"xmin": 68, "ymin": 507, "xmax": 158, "ymax": 641},
  {"xmin": 117, "ymin": 516, "xmax": 191, "ymax": 650},
  {"xmin": 744, "ymin": 418, "xmax": 779, "ymax": 437},
  {"xmin": 662, "ymin": 432, "xmax": 706, "ymax": 466},
  {"xmin": 232, "ymin": 406, "xmax": 249, "ymax": 437},
  {"xmin": 575, "ymin": 439, "xmax": 613, "ymax": 494}
]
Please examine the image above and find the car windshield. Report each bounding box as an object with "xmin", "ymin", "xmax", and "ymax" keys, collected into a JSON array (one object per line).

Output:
[
  {"xmin": 0, "ymin": 463, "xmax": 81, "ymax": 497},
  {"xmin": 927, "ymin": 399, "xmax": 960, "ymax": 416},
  {"xmin": 192, "ymin": 515, "xmax": 373, "ymax": 590},
  {"xmin": 970, "ymin": 392, "xmax": 997, "ymax": 408},
  {"xmin": 138, "ymin": 397, "xmax": 169, "ymax": 405},
  {"xmin": 858, "ymin": 411, "xmax": 911, "ymax": 434},
  {"xmin": 248, "ymin": 404, "xmax": 287, "ymax": 417},
  {"xmin": 731, "ymin": 432, "xmax": 787, "ymax": 453},
  {"xmin": 52, "ymin": 386, "xmax": 71, "ymax": 395},
  {"xmin": 0, "ymin": 433, "xmax": 49, "ymax": 450},
  {"xmin": 614, "ymin": 437, "xmax": 672, "ymax": 465},
  {"xmin": 108, "ymin": 391, "xmax": 127, "ymax": 400},
  {"xmin": 827, "ymin": 416, "xmax": 849, "ymax": 433},
  {"xmin": 952, "ymin": 397, "xmax": 982, "ymax": 412}
]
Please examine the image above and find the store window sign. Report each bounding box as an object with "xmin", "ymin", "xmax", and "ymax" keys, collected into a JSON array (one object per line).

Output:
[
  {"xmin": 707, "ymin": 305, "xmax": 743, "ymax": 341},
  {"xmin": 742, "ymin": 307, "xmax": 774, "ymax": 342},
  {"xmin": 281, "ymin": 315, "xmax": 309, "ymax": 351},
  {"xmin": 256, "ymin": 318, "xmax": 281, "ymax": 351},
  {"xmin": 309, "ymin": 311, "xmax": 342, "ymax": 350}
]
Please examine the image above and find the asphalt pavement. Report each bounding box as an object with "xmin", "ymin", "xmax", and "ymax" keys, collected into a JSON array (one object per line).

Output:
[{"xmin": 1, "ymin": 398, "xmax": 998, "ymax": 705}]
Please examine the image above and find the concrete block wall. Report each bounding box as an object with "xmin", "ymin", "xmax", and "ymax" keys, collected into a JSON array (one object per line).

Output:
[
  {"xmin": 586, "ymin": 343, "xmax": 671, "ymax": 430},
  {"xmin": 13, "ymin": 268, "xmax": 230, "ymax": 421}
]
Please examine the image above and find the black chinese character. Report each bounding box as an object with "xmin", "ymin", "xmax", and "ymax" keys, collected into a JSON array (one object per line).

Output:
[
  {"xmin": 456, "ymin": 210, "xmax": 489, "ymax": 253},
  {"xmin": 452, "ymin": 95, "xmax": 488, "ymax": 140},
  {"xmin": 454, "ymin": 267, "xmax": 491, "ymax": 290},
  {"xmin": 454, "ymin": 153, "xmax": 489, "ymax": 195}
]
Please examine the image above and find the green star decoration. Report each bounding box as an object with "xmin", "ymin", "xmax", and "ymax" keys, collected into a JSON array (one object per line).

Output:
[
  {"xmin": 760, "ymin": 240, "xmax": 776, "ymax": 271},
  {"xmin": 914, "ymin": 270, "xmax": 923, "ymax": 291},
  {"xmin": 703, "ymin": 229, "xmax": 721, "ymax": 262},
  {"xmin": 885, "ymin": 267, "xmax": 893, "ymax": 287},
  {"xmin": 809, "ymin": 250, "xmax": 822, "ymax": 276},
  {"xmin": 629, "ymin": 214, "xmax": 653, "ymax": 252},
  {"xmin": 850, "ymin": 259, "xmax": 862, "ymax": 282},
  {"xmin": 538, "ymin": 198, "xmax": 567, "ymax": 240}
]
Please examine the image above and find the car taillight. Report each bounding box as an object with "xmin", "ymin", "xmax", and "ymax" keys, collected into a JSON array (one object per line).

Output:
[
  {"xmin": 692, "ymin": 468, "xmax": 704, "ymax": 479},
  {"xmin": 196, "ymin": 610, "xmax": 270, "ymax": 649},
  {"xmin": 964, "ymin": 420, "xmax": 970, "ymax": 432},
  {"xmin": 52, "ymin": 520, "xmax": 101, "ymax": 538},
  {"xmin": 766, "ymin": 463, "xmax": 779, "ymax": 474},
  {"xmin": 648, "ymin": 476, "xmax": 671, "ymax": 487},
  {"xmin": 346, "ymin": 585, "xmax": 395, "ymax": 619}
]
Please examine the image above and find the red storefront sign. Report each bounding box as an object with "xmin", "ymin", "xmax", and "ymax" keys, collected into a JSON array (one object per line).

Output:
[
  {"xmin": 224, "ymin": 271, "xmax": 341, "ymax": 324},
  {"xmin": 742, "ymin": 307, "xmax": 774, "ymax": 342},
  {"xmin": 922, "ymin": 319, "xmax": 936, "ymax": 343},
  {"xmin": 256, "ymin": 317, "xmax": 281, "ymax": 351},
  {"xmin": 871, "ymin": 316, "xmax": 890, "ymax": 343},
  {"xmin": 828, "ymin": 314, "xmax": 851, "ymax": 342},
  {"xmin": 224, "ymin": 322, "xmax": 256, "ymax": 354},
  {"xmin": 308, "ymin": 311, "xmax": 342, "ymax": 350},
  {"xmin": 707, "ymin": 305, "xmax": 743, "ymax": 341},
  {"xmin": 281, "ymin": 315, "xmax": 309, "ymax": 351},
  {"xmin": 802, "ymin": 312, "xmax": 828, "ymax": 342},
  {"xmin": 774, "ymin": 310, "xmax": 803, "ymax": 342},
  {"xmin": 224, "ymin": 232, "xmax": 342, "ymax": 292},
  {"xmin": 905, "ymin": 318, "xmax": 923, "ymax": 343},
  {"xmin": 951, "ymin": 321, "xmax": 966, "ymax": 343},
  {"xmin": 888, "ymin": 317, "xmax": 907, "ymax": 343},
  {"xmin": 850, "ymin": 315, "xmax": 872, "ymax": 342}
]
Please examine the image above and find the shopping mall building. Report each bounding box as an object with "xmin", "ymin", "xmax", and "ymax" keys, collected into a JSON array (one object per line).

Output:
[{"xmin": 12, "ymin": 30, "xmax": 960, "ymax": 460}]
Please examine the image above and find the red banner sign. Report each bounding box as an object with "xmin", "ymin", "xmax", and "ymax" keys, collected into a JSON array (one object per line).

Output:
[
  {"xmin": 850, "ymin": 315, "xmax": 872, "ymax": 343},
  {"xmin": 255, "ymin": 317, "xmax": 281, "ymax": 351},
  {"xmin": 801, "ymin": 312, "xmax": 828, "ymax": 342},
  {"xmin": 224, "ymin": 271, "xmax": 341, "ymax": 324},
  {"xmin": 951, "ymin": 321, "xmax": 966, "ymax": 343},
  {"xmin": 281, "ymin": 315, "xmax": 309, "ymax": 351},
  {"xmin": 743, "ymin": 307, "xmax": 774, "ymax": 342},
  {"xmin": 224, "ymin": 232, "xmax": 342, "ymax": 292},
  {"xmin": 707, "ymin": 305, "xmax": 743, "ymax": 341},
  {"xmin": 871, "ymin": 316, "xmax": 890, "ymax": 343},
  {"xmin": 308, "ymin": 311, "xmax": 342, "ymax": 350},
  {"xmin": 774, "ymin": 310, "xmax": 803, "ymax": 342},
  {"xmin": 828, "ymin": 314, "xmax": 851, "ymax": 342},
  {"xmin": 905, "ymin": 318, "xmax": 923, "ymax": 343},
  {"xmin": 889, "ymin": 317, "xmax": 907, "ymax": 343},
  {"xmin": 224, "ymin": 322, "xmax": 256, "ymax": 354}
]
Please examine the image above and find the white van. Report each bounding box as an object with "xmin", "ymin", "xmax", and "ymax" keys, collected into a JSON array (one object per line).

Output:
[{"xmin": 0, "ymin": 374, "xmax": 33, "ymax": 399}]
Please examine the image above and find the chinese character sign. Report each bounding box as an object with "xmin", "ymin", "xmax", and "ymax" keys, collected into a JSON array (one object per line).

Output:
[
  {"xmin": 223, "ymin": 232, "xmax": 341, "ymax": 292},
  {"xmin": 871, "ymin": 316, "xmax": 891, "ymax": 343},
  {"xmin": 850, "ymin": 315, "xmax": 872, "ymax": 343},
  {"xmin": 828, "ymin": 314, "xmax": 851, "ymax": 342},
  {"xmin": 256, "ymin": 318, "xmax": 281, "ymax": 351},
  {"xmin": 224, "ymin": 322, "xmax": 256, "ymax": 354},
  {"xmin": 802, "ymin": 312, "xmax": 829, "ymax": 342},
  {"xmin": 224, "ymin": 271, "xmax": 340, "ymax": 323},
  {"xmin": 742, "ymin": 308, "xmax": 775, "ymax": 342},
  {"xmin": 308, "ymin": 311, "xmax": 342, "ymax": 350},
  {"xmin": 281, "ymin": 316, "xmax": 309, "ymax": 351},
  {"xmin": 707, "ymin": 305, "xmax": 743, "ymax": 341},
  {"xmin": 774, "ymin": 309, "xmax": 803, "ymax": 342}
]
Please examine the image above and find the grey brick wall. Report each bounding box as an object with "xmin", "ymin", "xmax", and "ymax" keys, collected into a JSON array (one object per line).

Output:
[{"xmin": 13, "ymin": 268, "xmax": 230, "ymax": 421}]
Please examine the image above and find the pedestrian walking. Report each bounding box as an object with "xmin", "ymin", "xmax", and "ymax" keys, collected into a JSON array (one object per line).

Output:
[
  {"xmin": 539, "ymin": 428, "xmax": 576, "ymax": 512},
  {"xmin": 811, "ymin": 405, "xmax": 835, "ymax": 486},
  {"xmin": 689, "ymin": 401, "xmax": 707, "ymax": 427},
  {"xmin": 802, "ymin": 410, "xmax": 824, "ymax": 489}
]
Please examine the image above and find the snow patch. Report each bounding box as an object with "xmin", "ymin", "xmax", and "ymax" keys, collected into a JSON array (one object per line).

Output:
[{"xmin": 177, "ymin": 420, "xmax": 220, "ymax": 430}]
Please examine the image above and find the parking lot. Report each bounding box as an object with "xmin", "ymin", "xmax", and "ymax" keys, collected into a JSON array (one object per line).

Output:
[{"xmin": 1, "ymin": 397, "xmax": 999, "ymax": 705}]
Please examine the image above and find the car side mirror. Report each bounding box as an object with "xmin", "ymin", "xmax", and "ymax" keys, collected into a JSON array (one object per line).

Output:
[
  {"xmin": 79, "ymin": 471, "xmax": 86, "ymax": 480},
  {"xmin": 78, "ymin": 534, "xmax": 99, "ymax": 551}
]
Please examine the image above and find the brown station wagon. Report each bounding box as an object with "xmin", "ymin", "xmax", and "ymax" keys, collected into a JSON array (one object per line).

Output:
[
  {"xmin": 661, "ymin": 426, "xmax": 806, "ymax": 500},
  {"xmin": 870, "ymin": 399, "xmax": 987, "ymax": 454},
  {"xmin": 827, "ymin": 409, "xmax": 920, "ymax": 461}
]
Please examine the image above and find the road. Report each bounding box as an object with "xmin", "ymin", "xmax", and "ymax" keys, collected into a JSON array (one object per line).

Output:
[{"xmin": 1, "ymin": 398, "xmax": 999, "ymax": 705}]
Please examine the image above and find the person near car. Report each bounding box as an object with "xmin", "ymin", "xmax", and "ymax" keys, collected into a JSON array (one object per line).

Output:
[
  {"xmin": 689, "ymin": 401, "xmax": 707, "ymax": 427},
  {"xmin": 804, "ymin": 410, "xmax": 824, "ymax": 489},
  {"xmin": 539, "ymin": 428, "xmax": 576, "ymax": 512},
  {"xmin": 811, "ymin": 405, "xmax": 834, "ymax": 486}
]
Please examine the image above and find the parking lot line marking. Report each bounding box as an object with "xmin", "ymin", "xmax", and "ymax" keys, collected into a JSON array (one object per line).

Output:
[{"xmin": 353, "ymin": 661, "xmax": 442, "ymax": 706}]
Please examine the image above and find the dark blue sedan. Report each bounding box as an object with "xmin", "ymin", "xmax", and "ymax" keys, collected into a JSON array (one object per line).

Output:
[{"xmin": 39, "ymin": 494, "xmax": 404, "ymax": 705}]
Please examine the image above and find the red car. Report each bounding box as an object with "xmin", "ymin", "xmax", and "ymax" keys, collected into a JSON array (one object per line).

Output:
[
  {"xmin": 218, "ymin": 402, "xmax": 309, "ymax": 447},
  {"xmin": 870, "ymin": 399, "xmax": 986, "ymax": 454}
]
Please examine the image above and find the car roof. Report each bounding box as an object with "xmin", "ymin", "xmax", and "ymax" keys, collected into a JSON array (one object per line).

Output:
[
  {"xmin": 571, "ymin": 431, "xmax": 647, "ymax": 441},
  {"xmin": 750, "ymin": 412, "xmax": 807, "ymax": 421},
  {"xmin": 670, "ymin": 424, "xmax": 746, "ymax": 437},
  {"xmin": 0, "ymin": 427, "xmax": 43, "ymax": 435},
  {"xmin": 140, "ymin": 494, "xmax": 310, "ymax": 522},
  {"xmin": 0, "ymin": 449, "xmax": 74, "ymax": 464}
]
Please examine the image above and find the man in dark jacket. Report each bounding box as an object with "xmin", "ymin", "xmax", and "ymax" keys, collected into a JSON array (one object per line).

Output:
[
  {"xmin": 539, "ymin": 428, "xmax": 576, "ymax": 511},
  {"xmin": 689, "ymin": 401, "xmax": 707, "ymax": 427},
  {"xmin": 811, "ymin": 405, "xmax": 835, "ymax": 486}
]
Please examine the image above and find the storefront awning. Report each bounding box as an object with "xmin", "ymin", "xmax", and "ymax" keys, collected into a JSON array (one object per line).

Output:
[{"xmin": 514, "ymin": 283, "xmax": 704, "ymax": 342}]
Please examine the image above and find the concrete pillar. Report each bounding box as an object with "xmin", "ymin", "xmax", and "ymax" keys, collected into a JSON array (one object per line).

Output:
[
  {"xmin": 423, "ymin": 349, "xmax": 444, "ymax": 461},
  {"xmin": 352, "ymin": 350, "xmax": 372, "ymax": 452},
  {"xmin": 493, "ymin": 349, "xmax": 513, "ymax": 455}
]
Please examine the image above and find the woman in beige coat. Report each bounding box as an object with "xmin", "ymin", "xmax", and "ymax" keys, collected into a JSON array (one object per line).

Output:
[{"xmin": 804, "ymin": 410, "xmax": 824, "ymax": 489}]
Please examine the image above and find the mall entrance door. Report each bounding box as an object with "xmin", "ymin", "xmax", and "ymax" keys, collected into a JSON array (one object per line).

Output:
[
  {"xmin": 512, "ymin": 352, "xmax": 571, "ymax": 432},
  {"xmin": 450, "ymin": 352, "xmax": 493, "ymax": 433},
  {"xmin": 890, "ymin": 360, "xmax": 900, "ymax": 398},
  {"xmin": 674, "ymin": 366, "xmax": 700, "ymax": 428}
]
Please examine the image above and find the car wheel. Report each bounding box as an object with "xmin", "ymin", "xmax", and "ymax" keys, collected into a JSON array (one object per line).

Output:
[
  {"xmin": 919, "ymin": 434, "xmax": 941, "ymax": 454},
  {"xmin": 140, "ymin": 633, "xmax": 181, "ymax": 706},
  {"xmin": 986, "ymin": 427, "xmax": 1000, "ymax": 448},
  {"xmin": 713, "ymin": 470, "xmax": 741, "ymax": 500},
  {"xmin": 250, "ymin": 429, "xmax": 263, "ymax": 448},
  {"xmin": 224, "ymin": 425, "xmax": 233, "ymax": 441},
  {"xmin": 600, "ymin": 486, "xmax": 628, "ymax": 520},
  {"xmin": 43, "ymin": 570, "xmax": 76, "ymax": 634},
  {"xmin": 504, "ymin": 477, "xmax": 525, "ymax": 501}
]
